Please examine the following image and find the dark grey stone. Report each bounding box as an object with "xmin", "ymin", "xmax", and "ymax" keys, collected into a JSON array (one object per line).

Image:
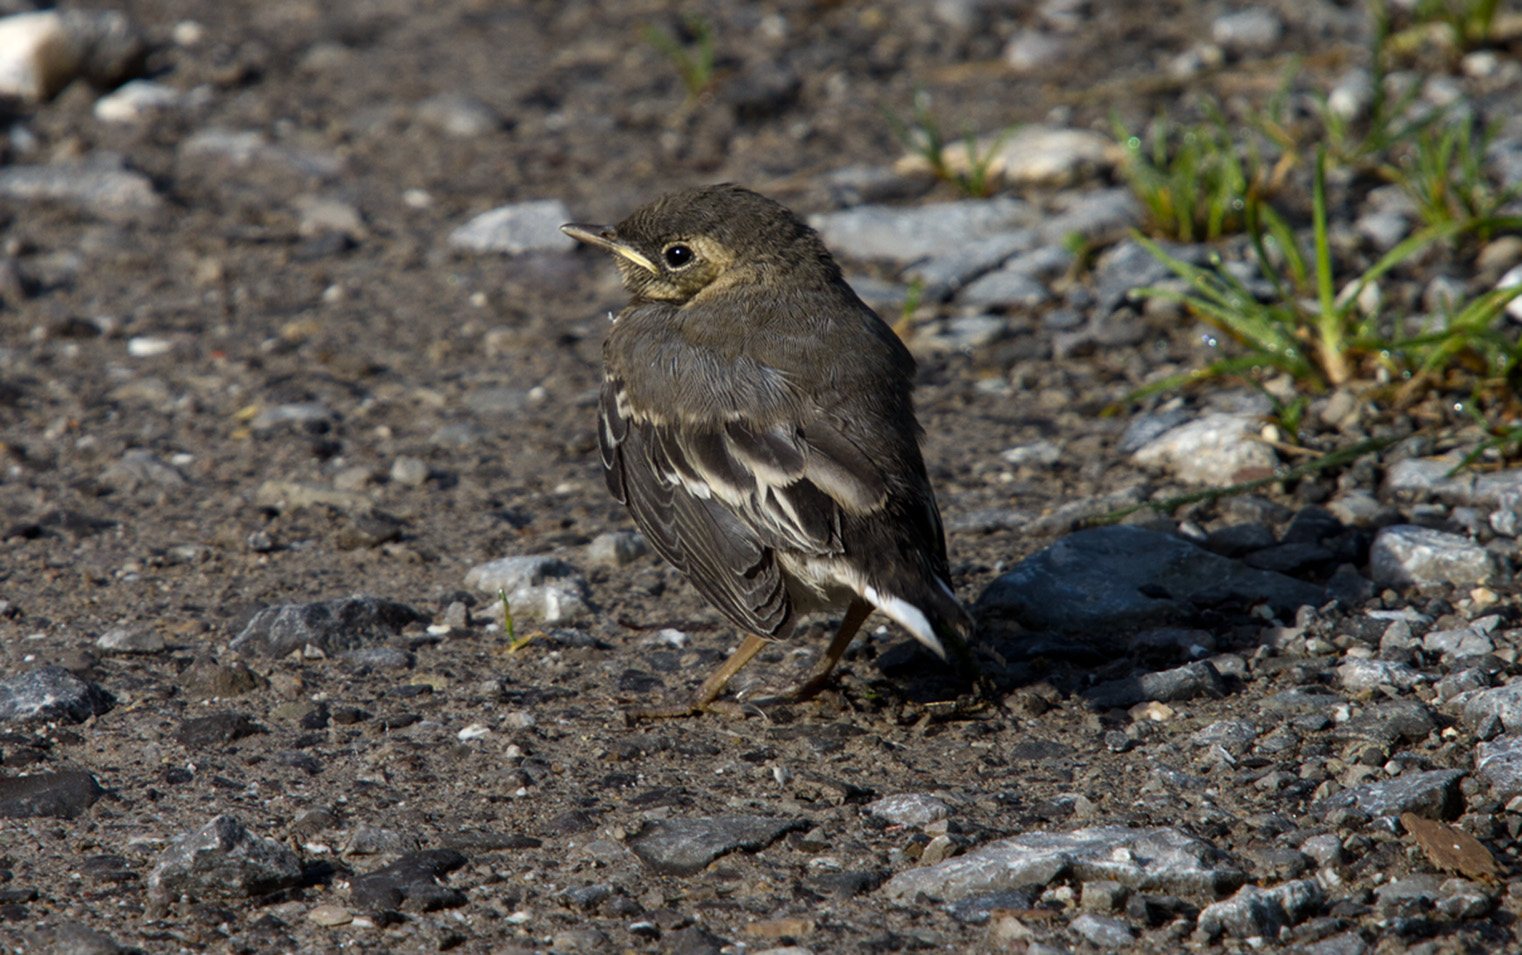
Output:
[
  {"xmin": 1085, "ymin": 661, "xmax": 1228, "ymax": 709},
  {"xmin": 1194, "ymin": 879, "xmax": 1323, "ymax": 942},
  {"xmin": 1311, "ymin": 770, "xmax": 1464, "ymax": 821},
  {"xmin": 350, "ymin": 849, "xmax": 467, "ymax": 912},
  {"xmin": 627, "ymin": 815, "xmax": 805, "ymax": 877},
  {"xmin": 230, "ymin": 595, "xmax": 426, "ymax": 657},
  {"xmin": 976, "ymin": 526, "xmax": 1324, "ymax": 633},
  {"xmin": 147, "ymin": 815, "xmax": 303, "ymax": 902},
  {"xmin": 881, "ymin": 826, "xmax": 1245, "ymax": 903},
  {"xmin": 0, "ymin": 770, "xmax": 104, "ymax": 818},
  {"xmin": 175, "ymin": 711, "xmax": 263, "ymax": 748},
  {"xmin": 0, "ymin": 667, "xmax": 114, "ymax": 724}
]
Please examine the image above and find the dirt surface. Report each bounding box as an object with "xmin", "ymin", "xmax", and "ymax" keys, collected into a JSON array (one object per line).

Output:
[{"xmin": 2, "ymin": 1, "xmax": 1521, "ymax": 953}]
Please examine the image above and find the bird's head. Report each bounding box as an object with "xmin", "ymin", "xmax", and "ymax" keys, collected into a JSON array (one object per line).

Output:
[{"xmin": 561, "ymin": 184, "xmax": 837, "ymax": 305}]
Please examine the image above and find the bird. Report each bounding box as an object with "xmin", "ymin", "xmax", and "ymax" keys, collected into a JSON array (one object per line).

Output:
[{"xmin": 561, "ymin": 184, "xmax": 973, "ymax": 718}]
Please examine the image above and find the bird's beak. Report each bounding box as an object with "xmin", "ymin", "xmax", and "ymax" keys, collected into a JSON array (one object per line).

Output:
[{"xmin": 560, "ymin": 223, "xmax": 658, "ymax": 274}]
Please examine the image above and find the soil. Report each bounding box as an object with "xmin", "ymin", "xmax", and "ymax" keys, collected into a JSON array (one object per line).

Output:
[{"xmin": 1, "ymin": 1, "xmax": 1519, "ymax": 953}]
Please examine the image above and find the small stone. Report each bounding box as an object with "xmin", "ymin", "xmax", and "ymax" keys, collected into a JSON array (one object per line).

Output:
[
  {"xmin": 0, "ymin": 770, "xmax": 104, "ymax": 818},
  {"xmin": 307, "ymin": 903, "xmax": 353, "ymax": 926},
  {"xmin": 1071, "ymin": 913, "xmax": 1135, "ymax": 948},
  {"xmin": 415, "ymin": 93, "xmax": 501, "ymax": 137},
  {"xmin": 627, "ymin": 815, "xmax": 805, "ymax": 877},
  {"xmin": 865, "ymin": 793, "xmax": 951, "ymax": 827},
  {"xmin": 0, "ymin": 666, "xmax": 114, "ymax": 723},
  {"xmin": 147, "ymin": 815, "xmax": 303, "ymax": 903},
  {"xmin": 1370, "ymin": 524, "xmax": 1496, "ymax": 588},
  {"xmin": 96, "ymin": 626, "xmax": 166, "ymax": 654},
  {"xmin": 94, "ymin": 78, "xmax": 185, "ymax": 122},
  {"xmin": 1312, "ymin": 770, "xmax": 1464, "ymax": 821},
  {"xmin": 1131, "ymin": 413, "xmax": 1278, "ymax": 485},
  {"xmin": 350, "ymin": 849, "xmax": 467, "ymax": 912},
  {"xmin": 587, "ymin": 530, "xmax": 649, "ymax": 567},
  {"xmin": 390, "ymin": 456, "xmax": 430, "ymax": 487},
  {"xmin": 449, "ymin": 199, "xmax": 575, "ymax": 255},
  {"xmin": 230, "ymin": 596, "xmax": 426, "ymax": 658},
  {"xmin": 1194, "ymin": 879, "xmax": 1323, "ymax": 942},
  {"xmin": 1211, "ymin": 9, "xmax": 1283, "ymax": 54}
]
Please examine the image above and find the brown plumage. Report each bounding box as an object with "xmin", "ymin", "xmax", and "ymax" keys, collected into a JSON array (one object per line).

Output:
[{"xmin": 563, "ymin": 184, "xmax": 971, "ymax": 717}]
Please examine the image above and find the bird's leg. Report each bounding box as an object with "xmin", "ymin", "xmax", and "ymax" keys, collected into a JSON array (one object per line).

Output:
[
  {"xmin": 786, "ymin": 598, "xmax": 872, "ymax": 702},
  {"xmin": 626, "ymin": 633, "xmax": 769, "ymax": 720}
]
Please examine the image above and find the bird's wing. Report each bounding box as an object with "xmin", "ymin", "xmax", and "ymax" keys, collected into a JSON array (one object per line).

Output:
[{"xmin": 599, "ymin": 378, "xmax": 792, "ymax": 636}]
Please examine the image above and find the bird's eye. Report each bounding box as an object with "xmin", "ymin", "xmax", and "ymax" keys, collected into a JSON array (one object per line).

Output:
[{"xmin": 663, "ymin": 244, "xmax": 694, "ymax": 269}]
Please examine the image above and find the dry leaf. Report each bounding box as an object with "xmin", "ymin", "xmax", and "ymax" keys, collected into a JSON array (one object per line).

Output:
[{"xmin": 1401, "ymin": 812, "xmax": 1503, "ymax": 883}]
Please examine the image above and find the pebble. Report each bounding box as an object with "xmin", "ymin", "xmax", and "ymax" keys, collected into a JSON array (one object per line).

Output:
[
  {"xmin": 1337, "ymin": 658, "xmax": 1425, "ymax": 693},
  {"xmin": 586, "ymin": 530, "xmax": 649, "ymax": 567},
  {"xmin": 0, "ymin": 9, "xmax": 145, "ymax": 103},
  {"xmin": 881, "ymin": 826, "xmax": 1245, "ymax": 902},
  {"xmin": 465, "ymin": 555, "xmax": 592, "ymax": 623},
  {"xmin": 865, "ymin": 793, "xmax": 951, "ymax": 827},
  {"xmin": 95, "ymin": 626, "xmax": 166, "ymax": 654},
  {"xmin": 0, "ymin": 152, "xmax": 161, "ymax": 218},
  {"xmin": 0, "ymin": 769, "xmax": 105, "ymax": 819},
  {"xmin": 306, "ymin": 903, "xmax": 353, "ymax": 926},
  {"xmin": 1131, "ymin": 413, "xmax": 1279, "ymax": 485},
  {"xmin": 1210, "ymin": 9, "xmax": 1283, "ymax": 54},
  {"xmin": 1070, "ymin": 912, "xmax": 1135, "ymax": 948},
  {"xmin": 0, "ymin": 666, "xmax": 114, "ymax": 723},
  {"xmin": 1003, "ymin": 32, "xmax": 1071, "ymax": 73},
  {"xmin": 1369, "ymin": 524, "xmax": 1496, "ymax": 587},
  {"xmin": 809, "ymin": 198, "xmax": 1038, "ymax": 265},
  {"xmin": 414, "ymin": 92, "xmax": 501, "ymax": 137},
  {"xmin": 449, "ymin": 199, "xmax": 576, "ymax": 255},
  {"xmin": 1194, "ymin": 879, "xmax": 1323, "ymax": 941},
  {"xmin": 94, "ymin": 79, "xmax": 187, "ymax": 123},
  {"xmin": 147, "ymin": 815, "xmax": 303, "ymax": 903},
  {"xmin": 626, "ymin": 815, "xmax": 806, "ymax": 877},
  {"xmin": 229, "ymin": 595, "xmax": 427, "ymax": 657},
  {"xmin": 1312, "ymin": 769, "xmax": 1464, "ymax": 821},
  {"xmin": 975, "ymin": 526, "xmax": 1323, "ymax": 633},
  {"xmin": 350, "ymin": 849, "xmax": 467, "ymax": 912},
  {"xmin": 390, "ymin": 456, "xmax": 430, "ymax": 486}
]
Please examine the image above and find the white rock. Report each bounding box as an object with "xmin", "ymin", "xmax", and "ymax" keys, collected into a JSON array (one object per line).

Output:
[
  {"xmin": 1369, "ymin": 524, "xmax": 1496, "ymax": 588},
  {"xmin": 94, "ymin": 79, "xmax": 183, "ymax": 122},
  {"xmin": 0, "ymin": 12, "xmax": 80, "ymax": 104},
  {"xmin": 1131, "ymin": 413, "xmax": 1278, "ymax": 486},
  {"xmin": 449, "ymin": 199, "xmax": 576, "ymax": 255},
  {"xmin": 1499, "ymin": 263, "xmax": 1522, "ymax": 323}
]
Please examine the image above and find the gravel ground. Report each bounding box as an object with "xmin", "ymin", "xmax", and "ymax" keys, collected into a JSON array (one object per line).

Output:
[{"xmin": 3, "ymin": 2, "xmax": 1522, "ymax": 953}]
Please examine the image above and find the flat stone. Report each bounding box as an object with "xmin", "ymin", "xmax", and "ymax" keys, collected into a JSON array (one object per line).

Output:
[
  {"xmin": 1475, "ymin": 735, "xmax": 1522, "ymax": 799},
  {"xmin": 230, "ymin": 595, "xmax": 426, "ymax": 657},
  {"xmin": 95, "ymin": 626, "xmax": 167, "ymax": 654},
  {"xmin": 350, "ymin": 849, "xmax": 467, "ymax": 912},
  {"xmin": 880, "ymin": 826, "xmax": 1244, "ymax": 903},
  {"xmin": 0, "ymin": 667, "xmax": 114, "ymax": 724},
  {"xmin": 0, "ymin": 770, "xmax": 104, "ymax": 818},
  {"xmin": 0, "ymin": 151, "xmax": 160, "ymax": 218},
  {"xmin": 1194, "ymin": 879, "xmax": 1323, "ymax": 942},
  {"xmin": 865, "ymin": 793, "xmax": 951, "ymax": 827},
  {"xmin": 1369, "ymin": 524, "xmax": 1496, "ymax": 587},
  {"xmin": 147, "ymin": 815, "xmax": 303, "ymax": 903},
  {"xmin": 1131, "ymin": 413, "xmax": 1279, "ymax": 485},
  {"xmin": 1311, "ymin": 769, "xmax": 1464, "ymax": 821},
  {"xmin": 1084, "ymin": 661, "xmax": 1228, "ymax": 709},
  {"xmin": 1337, "ymin": 658, "xmax": 1425, "ymax": 693},
  {"xmin": 586, "ymin": 530, "xmax": 649, "ymax": 567},
  {"xmin": 627, "ymin": 815, "xmax": 805, "ymax": 877},
  {"xmin": 975, "ymin": 526, "xmax": 1324, "ymax": 633},
  {"xmin": 175, "ymin": 712, "xmax": 263, "ymax": 748},
  {"xmin": 1423, "ymin": 626, "xmax": 1495, "ymax": 659},
  {"xmin": 1461, "ymin": 681, "xmax": 1522, "ymax": 735},
  {"xmin": 449, "ymin": 199, "xmax": 575, "ymax": 255},
  {"xmin": 809, "ymin": 198, "xmax": 1038, "ymax": 265},
  {"xmin": 464, "ymin": 555, "xmax": 592, "ymax": 623},
  {"xmin": 1070, "ymin": 913, "xmax": 1135, "ymax": 948}
]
